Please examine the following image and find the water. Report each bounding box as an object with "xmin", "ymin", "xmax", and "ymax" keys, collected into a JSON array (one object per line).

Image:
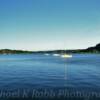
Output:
[{"xmin": 0, "ymin": 54, "xmax": 100, "ymax": 99}]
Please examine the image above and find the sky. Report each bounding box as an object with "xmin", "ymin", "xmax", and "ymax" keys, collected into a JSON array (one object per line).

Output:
[{"xmin": 0, "ymin": 0, "xmax": 100, "ymax": 51}]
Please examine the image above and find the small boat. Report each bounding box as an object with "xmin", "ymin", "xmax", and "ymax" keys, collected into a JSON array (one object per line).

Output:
[
  {"xmin": 61, "ymin": 54, "xmax": 72, "ymax": 58},
  {"xmin": 53, "ymin": 54, "xmax": 60, "ymax": 56},
  {"xmin": 44, "ymin": 53, "xmax": 50, "ymax": 56}
]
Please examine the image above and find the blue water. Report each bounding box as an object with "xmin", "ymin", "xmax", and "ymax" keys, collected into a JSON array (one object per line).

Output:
[{"xmin": 0, "ymin": 54, "xmax": 100, "ymax": 99}]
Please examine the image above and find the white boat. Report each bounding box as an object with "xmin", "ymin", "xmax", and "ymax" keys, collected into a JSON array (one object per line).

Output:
[
  {"xmin": 61, "ymin": 54, "xmax": 72, "ymax": 58},
  {"xmin": 44, "ymin": 53, "xmax": 50, "ymax": 56},
  {"xmin": 53, "ymin": 54, "xmax": 60, "ymax": 56}
]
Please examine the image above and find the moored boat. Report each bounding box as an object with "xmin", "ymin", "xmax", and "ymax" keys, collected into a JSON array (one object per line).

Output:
[
  {"xmin": 61, "ymin": 54, "xmax": 72, "ymax": 58},
  {"xmin": 53, "ymin": 54, "xmax": 60, "ymax": 56}
]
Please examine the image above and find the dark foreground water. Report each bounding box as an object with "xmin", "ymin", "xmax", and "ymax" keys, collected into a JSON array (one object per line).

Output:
[{"xmin": 0, "ymin": 54, "xmax": 100, "ymax": 100}]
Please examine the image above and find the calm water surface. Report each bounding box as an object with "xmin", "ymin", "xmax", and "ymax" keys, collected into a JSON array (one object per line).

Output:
[{"xmin": 0, "ymin": 54, "xmax": 100, "ymax": 97}]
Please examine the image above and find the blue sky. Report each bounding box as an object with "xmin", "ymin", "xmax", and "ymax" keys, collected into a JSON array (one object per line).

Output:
[{"xmin": 0, "ymin": 0, "xmax": 100, "ymax": 51}]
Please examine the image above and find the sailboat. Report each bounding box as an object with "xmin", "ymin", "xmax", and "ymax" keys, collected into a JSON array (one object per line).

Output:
[
  {"xmin": 61, "ymin": 54, "xmax": 72, "ymax": 58},
  {"xmin": 60, "ymin": 50, "xmax": 72, "ymax": 58}
]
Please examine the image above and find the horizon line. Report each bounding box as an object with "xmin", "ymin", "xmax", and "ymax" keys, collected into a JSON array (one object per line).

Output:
[{"xmin": 0, "ymin": 43, "xmax": 99, "ymax": 51}]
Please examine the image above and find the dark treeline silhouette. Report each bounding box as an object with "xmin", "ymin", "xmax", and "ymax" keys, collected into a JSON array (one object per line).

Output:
[
  {"xmin": 0, "ymin": 43, "xmax": 100, "ymax": 54},
  {"xmin": 35, "ymin": 43, "xmax": 100, "ymax": 54},
  {"xmin": 0, "ymin": 49, "xmax": 32, "ymax": 54}
]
